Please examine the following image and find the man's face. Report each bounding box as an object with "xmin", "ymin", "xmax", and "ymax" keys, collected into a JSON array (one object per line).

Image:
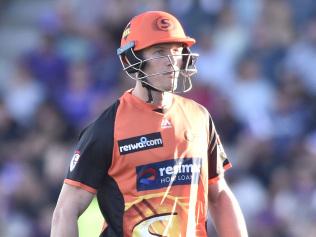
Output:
[{"xmin": 140, "ymin": 43, "xmax": 183, "ymax": 92}]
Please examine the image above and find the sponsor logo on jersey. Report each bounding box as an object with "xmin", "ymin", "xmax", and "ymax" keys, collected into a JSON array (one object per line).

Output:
[
  {"xmin": 118, "ymin": 132, "xmax": 163, "ymax": 155},
  {"xmin": 136, "ymin": 158, "xmax": 202, "ymax": 191},
  {"xmin": 70, "ymin": 150, "xmax": 80, "ymax": 172}
]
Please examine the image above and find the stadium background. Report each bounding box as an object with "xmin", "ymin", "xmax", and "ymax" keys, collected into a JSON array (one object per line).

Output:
[{"xmin": 0, "ymin": 0, "xmax": 316, "ymax": 236}]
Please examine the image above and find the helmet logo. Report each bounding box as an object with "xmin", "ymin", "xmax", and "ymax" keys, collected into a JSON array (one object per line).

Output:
[
  {"xmin": 122, "ymin": 22, "xmax": 131, "ymax": 40},
  {"xmin": 155, "ymin": 17, "xmax": 174, "ymax": 31}
]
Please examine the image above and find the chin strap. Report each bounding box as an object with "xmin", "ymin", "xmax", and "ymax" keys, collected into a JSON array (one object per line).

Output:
[
  {"xmin": 146, "ymin": 87, "xmax": 154, "ymax": 103},
  {"xmin": 141, "ymin": 80, "xmax": 159, "ymax": 103},
  {"xmin": 138, "ymin": 71, "xmax": 161, "ymax": 103}
]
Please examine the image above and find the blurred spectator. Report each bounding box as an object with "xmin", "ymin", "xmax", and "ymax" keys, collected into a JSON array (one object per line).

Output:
[
  {"xmin": 212, "ymin": 96, "xmax": 244, "ymax": 146},
  {"xmin": 33, "ymin": 100, "xmax": 75, "ymax": 142},
  {"xmin": 231, "ymin": 174, "xmax": 268, "ymax": 222},
  {"xmin": 247, "ymin": 0, "xmax": 294, "ymax": 82},
  {"xmin": 289, "ymin": 0, "xmax": 316, "ymax": 28},
  {"xmin": 0, "ymin": 98, "xmax": 22, "ymax": 142},
  {"xmin": 195, "ymin": 28, "xmax": 235, "ymax": 95},
  {"xmin": 3, "ymin": 59, "xmax": 44, "ymax": 127},
  {"xmin": 273, "ymin": 163, "xmax": 316, "ymax": 236},
  {"xmin": 56, "ymin": 60, "xmax": 99, "ymax": 129},
  {"xmin": 24, "ymin": 33, "xmax": 68, "ymax": 99},
  {"xmin": 232, "ymin": 0, "xmax": 263, "ymax": 28},
  {"xmin": 285, "ymin": 15, "xmax": 316, "ymax": 94},
  {"xmin": 262, "ymin": 0, "xmax": 294, "ymax": 47},
  {"xmin": 89, "ymin": 26, "xmax": 120, "ymax": 91},
  {"xmin": 212, "ymin": 6, "xmax": 249, "ymax": 65},
  {"xmin": 229, "ymin": 55, "xmax": 276, "ymax": 139},
  {"xmin": 271, "ymin": 70, "xmax": 311, "ymax": 159}
]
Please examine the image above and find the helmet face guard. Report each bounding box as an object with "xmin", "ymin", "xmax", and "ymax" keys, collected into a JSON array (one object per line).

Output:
[{"xmin": 117, "ymin": 41, "xmax": 199, "ymax": 93}]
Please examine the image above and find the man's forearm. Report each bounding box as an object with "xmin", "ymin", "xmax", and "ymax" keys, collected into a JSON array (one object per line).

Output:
[
  {"xmin": 51, "ymin": 184, "xmax": 94, "ymax": 237},
  {"xmin": 209, "ymin": 187, "xmax": 248, "ymax": 237},
  {"xmin": 51, "ymin": 209, "xmax": 79, "ymax": 237}
]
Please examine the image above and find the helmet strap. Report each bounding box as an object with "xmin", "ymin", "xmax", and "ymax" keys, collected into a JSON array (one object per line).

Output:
[
  {"xmin": 138, "ymin": 71, "xmax": 160, "ymax": 103},
  {"xmin": 145, "ymin": 86, "xmax": 154, "ymax": 103}
]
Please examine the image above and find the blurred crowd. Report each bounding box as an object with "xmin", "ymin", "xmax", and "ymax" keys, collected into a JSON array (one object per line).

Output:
[{"xmin": 1, "ymin": 0, "xmax": 316, "ymax": 236}]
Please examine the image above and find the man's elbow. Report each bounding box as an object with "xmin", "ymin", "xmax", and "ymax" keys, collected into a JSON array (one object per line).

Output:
[
  {"xmin": 52, "ymin": 207, "xmax": 64, "ymax": 227},
  {"xmin": 208, "ymin": 177, "xmax": 229, "ymax": 204},
  {"xmin": 52, "ymin": 205, "xmax": 78, "ymax": 226}
]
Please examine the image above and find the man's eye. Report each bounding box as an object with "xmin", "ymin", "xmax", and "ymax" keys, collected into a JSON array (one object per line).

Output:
[
  {"xmin": 172, "ymin": 48, "xmax": 182, "ymax": 54},
  {"xmin": 155, "ymin": 50, "xmax": 165, "ymax": 55}
]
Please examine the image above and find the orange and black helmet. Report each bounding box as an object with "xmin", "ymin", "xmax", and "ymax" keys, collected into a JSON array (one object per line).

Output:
[
  {"xmin": 117, "ymin": 11, "xmax": 198, "ymax": 94},
  {"xmin": 118, "ymin": 11, "xmax": 196, "ymax": 53}
]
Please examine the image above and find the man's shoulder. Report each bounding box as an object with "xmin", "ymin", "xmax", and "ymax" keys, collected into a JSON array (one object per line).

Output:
[
  {"xmin": 97, "ymin": 100, "xmax": 121, "ymax": 122},
  {"xmin": 80, "ymin": 100, "xmax": 120, "ymax": 138},
  {"xmin": 173, "ymin": 94, "xmax": 209, "ymax": 115}
]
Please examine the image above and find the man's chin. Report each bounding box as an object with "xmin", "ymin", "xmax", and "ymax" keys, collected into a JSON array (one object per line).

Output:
[
  {"xmin": 151, "ymin": 81, "xmax": 177, "ymax": 92},
  {"xmin": 158, "ymin": 86, "xmax": 173, "ymax": 93}
]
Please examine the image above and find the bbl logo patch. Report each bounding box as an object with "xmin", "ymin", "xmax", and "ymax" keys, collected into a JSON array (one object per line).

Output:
[
  {"xmin": 136, "ymin": 158, "xmax": 202, "ymax": 191},
  {"xmin": 70, "ymin": 151, "xmax": 80, "ymax": 172},
  {"xmin": 118, "ymin": 132, "xmax": 163, "ymax": 155}
]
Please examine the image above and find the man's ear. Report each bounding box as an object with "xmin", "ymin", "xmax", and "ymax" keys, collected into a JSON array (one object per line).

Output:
[{"xmin": 124, "ymin": 48, "xmax": 146, "ymax": 74}]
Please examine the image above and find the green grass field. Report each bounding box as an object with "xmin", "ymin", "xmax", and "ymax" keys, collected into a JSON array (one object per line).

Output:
[{"xmin": 78, "ymin": 198, "xmax": 104, "ymax": 237}]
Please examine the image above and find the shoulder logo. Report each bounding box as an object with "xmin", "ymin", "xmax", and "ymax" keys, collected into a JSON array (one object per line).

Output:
[
  {"xmin": 70, "ymin": 151, "xmax": 80, "ymax": 172},
  {"xmin": 161, "ymin": 118, "xmax": 172, "ymax": 129}
]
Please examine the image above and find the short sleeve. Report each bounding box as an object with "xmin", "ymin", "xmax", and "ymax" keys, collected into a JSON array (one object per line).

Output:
[
  {"xmin": 208, "ymin": 116, "xmax": 232, "ymax": 184},
  {"xmin": 64, "ymin": 100, "xmax": 119, "ymax": 193}
]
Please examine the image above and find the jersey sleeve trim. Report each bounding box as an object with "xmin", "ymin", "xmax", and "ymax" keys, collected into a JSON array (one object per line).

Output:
[
  {"xmin": 208, "ymin": 163, "xmax": 233, "ymax": 184},
  {"xmin": 64, "ymin": 178, "xmax": 97, "ymax": 194}
]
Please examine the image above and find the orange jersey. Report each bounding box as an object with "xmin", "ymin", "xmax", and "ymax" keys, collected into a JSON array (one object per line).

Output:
[{"xmin": 65, "ymin": 90, "xmax": 231, "ymax": 237}]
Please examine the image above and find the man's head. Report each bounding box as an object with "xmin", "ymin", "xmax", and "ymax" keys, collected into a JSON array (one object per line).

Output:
[{"xmin": 117, "ymin": 11, "xmax": 198, "ymax": 93}]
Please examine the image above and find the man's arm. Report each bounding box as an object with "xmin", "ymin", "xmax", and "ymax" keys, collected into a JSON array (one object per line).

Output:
[
  {"xmin": 51, "ymin": 183, "xmax": 95, "ymax": 237},
  {"xmin": 208, "ymin": 176, "xmax": 248, "ymax": 237}
]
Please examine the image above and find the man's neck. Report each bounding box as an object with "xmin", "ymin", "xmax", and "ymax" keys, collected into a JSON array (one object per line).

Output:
[{"xmin": 132, "ymin": 83, "xmax": 173, "ymax": 109}]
